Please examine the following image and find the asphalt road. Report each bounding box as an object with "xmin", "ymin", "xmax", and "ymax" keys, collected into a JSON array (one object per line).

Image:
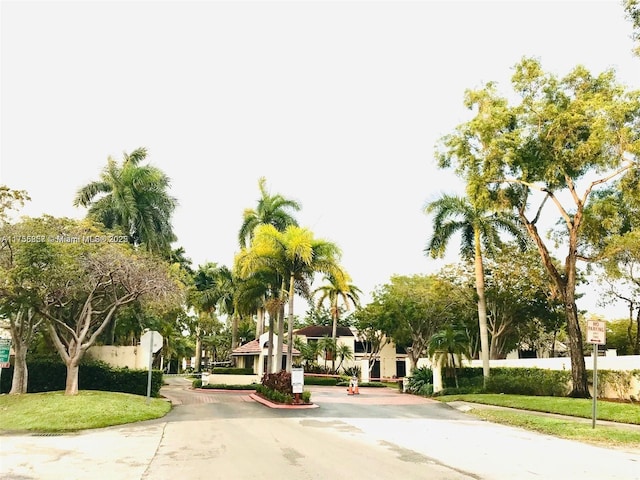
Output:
[{"xmin": 1, "ymin": 377, "xmax": 638, "ymax": 480}]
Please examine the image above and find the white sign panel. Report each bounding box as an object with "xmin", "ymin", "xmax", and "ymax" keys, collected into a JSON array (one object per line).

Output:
[
  {"xmin": 140, "ymin": 330, "xmax": 164, "ymax": 353},
  {"xmin": 291, "ymin": 367, "xmax": 304, "ymax": 394},
  {"xmin": 587, "ymin": 320, "xmax": 606, "ymax": 345}
]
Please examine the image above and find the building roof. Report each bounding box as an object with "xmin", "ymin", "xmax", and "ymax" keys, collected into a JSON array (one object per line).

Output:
[
  {"xmin": 231, "ymin": 339, "xmax": 300, "ymax": 356},
  {"xmin": 294, "ymin": 325, "xmax": 354, "ymax": 338}
]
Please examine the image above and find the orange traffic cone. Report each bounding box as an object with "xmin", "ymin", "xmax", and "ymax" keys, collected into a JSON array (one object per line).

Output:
[
  {"xmin": 347, "ymin": 384, "xmax": 354, "ymax": 395},
  {"xmin": 353, "ymin": 384, "xmax": 359, "ymax": 395}
]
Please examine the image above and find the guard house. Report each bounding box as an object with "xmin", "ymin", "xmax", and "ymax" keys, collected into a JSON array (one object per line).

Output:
[{"xmin": 231, "ymin": 332, "xmax": 300, "ymax": 377}]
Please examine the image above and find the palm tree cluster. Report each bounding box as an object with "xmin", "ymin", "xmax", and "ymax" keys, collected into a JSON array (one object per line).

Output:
[
  {"xmin": 74, "ymin": 148, "xmax": 177, "ymax": 256},
  {"xmin": 233, "ymin": 177, "xmax": 359, "ymax": 373}
]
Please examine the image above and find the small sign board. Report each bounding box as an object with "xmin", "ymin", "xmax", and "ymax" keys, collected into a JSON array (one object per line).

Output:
[
  {"xmin": 291, "ymin": 367, "xmax": 304, "ymax": 394},
  {"xmin": 140, "ymin": 331, "xmax": 163, "ymax": 353},
  {"xmin": 587, "ymin": 320, "xmax": 606, "ymax": 345},
  {"xmin": 0, "ymin": 339, "xmax": 11, "ymax": 364}
]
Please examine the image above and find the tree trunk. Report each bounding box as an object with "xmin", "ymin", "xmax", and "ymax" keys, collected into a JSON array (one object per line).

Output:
[
  {"xmin": 635, "ymin": 306, "xmax": 640, "ymax": 355},
  {"xmin": 286, "ymin": 273, "xmax": 295, "ymax": 373},
  {"xmin": 474, "ymin": 231, "xmax": 490, "ymax": 380},
  {"xmin": 9, "ymin": 341, "xmax": 28, "ymax": 394},
  {"xmin": 194, "ymin": 333, "xmax": 202, "ymax": 373},
  {"xmin": 331, "ymin": 311, "xmax": 338, "ymax": 372},
  {"xmin": 65, "ymin": 360, "xmax": 80, "ymax": 395},
  {"xmin": 277, "ymin": 303, "xmax": 285, "ymax": 372},
  {"xmin": 266, "ymin": 312, "xmax": 274, "ymax": 375}
]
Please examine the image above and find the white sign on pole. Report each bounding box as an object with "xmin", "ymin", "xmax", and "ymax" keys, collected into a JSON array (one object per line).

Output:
[
  {"xmin": 140, "ymin": 330, "xmax": 163, "ymax": 353},
  {"xmin": 291, "ymin": 367, "xmax": 304, "ymax": 394},
  {"xmin": 587, "ymin": 320, "xmax": 606, "ymax": 345}
]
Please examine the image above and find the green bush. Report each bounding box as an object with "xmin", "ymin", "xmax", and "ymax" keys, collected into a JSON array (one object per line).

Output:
[
  {"xmin": 201, "ymin": 384, "xmax": 257, "ymax": 390},
  {"xmin": 485, "ymin": 368, "xmax": 570, "ymax": 397},
  {"xmin": 304, "ymin": 375, "xmax": 338, "ymax": 386},
  {"xmin": 192, "ymin": 379, "xmax": 203, "ymax": 388},
  {"xmin": 407, "ymin": 366, "xmax": 433, "ymax": 394},
  {"xmin": 255, "ymin": 384, "xmax": 294, "ymax": 404},
  {"xmin": 301, "ymin": 390, "xmax": 312, "ymax": 403},
  {"xmin": 261, "ymin": 371, "xmax": 292, "ymax": 395},
  {"xmin": 0, "ymin": 357, "xmax": 163, "ymax": 397},
  {"xmin": 212, "ymin": 367, "xmax": 254, "ymax": 375}
]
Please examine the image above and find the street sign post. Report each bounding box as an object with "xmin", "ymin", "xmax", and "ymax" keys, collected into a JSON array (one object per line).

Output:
[
  {"xmin": 141, "ymin": 331, "xmax": 163, "ymax": 404},
  {"xmin": 586, "ymin": 320, "xmax": 607, "ymax": 429},
  {"xmin": 0, "ymin": 338, "xmax": 12, "ymax": 392}
]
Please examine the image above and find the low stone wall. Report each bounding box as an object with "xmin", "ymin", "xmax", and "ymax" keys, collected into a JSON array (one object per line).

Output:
[
  {"xmin": 202, "ymin": 373, "xmax": 260, "ymax": 386},
  {"xmin": 86, "ymin": 346, "xmax": 148, "ymax": 369}
]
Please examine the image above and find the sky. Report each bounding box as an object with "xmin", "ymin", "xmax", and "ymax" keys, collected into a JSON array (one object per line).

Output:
[{"xmin": 1, "ymin": 0, "xmax": 638, "ymax": 319}]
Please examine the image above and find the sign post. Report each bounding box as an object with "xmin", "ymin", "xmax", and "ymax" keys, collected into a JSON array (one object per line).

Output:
[
  {"xmin": 586, "ymin": 320, "xmax": 606, "ymax": 429},
  {"xmin": 291, "ymin": 367, "xmax": 304, "ymax": 404},
  {"xmin": 141, "ymin": 330, "xmax": 163, "ymax": 404},
  {"xmin": 0, "ymin": 338, "xmax": 11, "ymax": 393}
]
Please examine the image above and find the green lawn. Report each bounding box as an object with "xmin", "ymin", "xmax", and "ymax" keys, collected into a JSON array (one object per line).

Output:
[
  {"xmin": 437, "ymin": 393, "xmax": 640, "ymax": 450},
  {"xmin": 438, "ymin": 393, "xmax": 640, "ymax": 424},
  {"xmin": 0, "ymin": 390, "xmax": 172, "ymax": 432}
]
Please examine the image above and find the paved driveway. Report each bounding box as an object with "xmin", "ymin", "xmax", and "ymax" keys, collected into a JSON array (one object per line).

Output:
[{"xmin": 1, "ymin": 378, "xmax": 639, "ymax": 480}]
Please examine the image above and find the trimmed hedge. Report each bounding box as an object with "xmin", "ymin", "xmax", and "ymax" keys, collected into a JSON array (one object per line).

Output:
[
  {"xmin": 0, "ymin": 357, "xmax": 163, "ymax": 397},
  {"xmin": 304, "ymin": 376, "xmax": 338, "ymax": 386},
  {"xmin": 211, "ymin": 367, "xmax": 254, "ymax": 375}
]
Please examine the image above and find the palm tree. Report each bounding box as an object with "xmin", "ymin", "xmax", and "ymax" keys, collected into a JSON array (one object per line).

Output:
[
  {"xmin": 235, "ymin": 224, "xmax": 343, "ymax": 372},
  {"xmin": 425, "ymin": 194, "xmax": 526, "ymax": 380},
  {"xmin": 317, "ymin": 335, "xmax": 337, "ymax": 371},
  {"xmin": 427, "ymin": 324, "xmax": 472, "ymax": 389},
  {"xmin": 238, "ymin": 177, "xmax": 301, "ymax": 248},
  {"xmin": 74, "ymin": 148, "xmax": 177, "ymax": 255},
  {"xmin": 335, "ymin": 343, "xmax": 354, "ymax": 372},
  {"xmin": 313, "ymin": 271, "xmax": 361, "ymax": 370}
]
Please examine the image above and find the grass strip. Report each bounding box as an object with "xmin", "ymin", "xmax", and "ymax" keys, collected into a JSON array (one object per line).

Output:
[
  {"xmin": 0, "ymin": 390, "xmax": 171, "ymax": 432},
  {"xmin": 439, "ymin": 394, "xmax": 640, "ymax": 424},
  {"xmin": 468, "ymin": 408, "xmax": 640, "ymax": 450}
]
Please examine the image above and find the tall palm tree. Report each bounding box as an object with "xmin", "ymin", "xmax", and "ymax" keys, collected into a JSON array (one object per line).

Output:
[
  {"xmin": 74, "ymin": 147, "xmax": 177, "ymax": 255},
  {"xmin": 236, "ymin": 224, "xmax": 343, "ymax": 372},
  {"xmin": 425, "ymin": 194, "xmax": 526, "ymax": 380},
  {"xmin": 238, "ymin": 177, "xmax": 301, "ymax": 248},
  {"xmin": 313, "ymin": 271, "xmax": 361, "ymax": 370}
]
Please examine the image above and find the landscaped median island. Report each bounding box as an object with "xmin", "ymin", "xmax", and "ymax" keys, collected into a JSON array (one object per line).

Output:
[
  {"xmin": 436, "ymin": 394, "xmax": 640, "ymax": 450},
  {"xmin": 0, "ymin": 391, "xmax": 171, "ymax": 433}
]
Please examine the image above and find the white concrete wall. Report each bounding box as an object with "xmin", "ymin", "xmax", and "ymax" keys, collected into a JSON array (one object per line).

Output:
[
  {"xmin": 86, "ymin": 346, "xmax": 148, "ymax": 369},
  {"xmin": 204, "ymin": 374, "xmax": 260, "ymax": 385}
]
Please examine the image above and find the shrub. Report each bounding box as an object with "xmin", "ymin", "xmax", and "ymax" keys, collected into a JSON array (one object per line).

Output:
[
  {"xmin": 406, "ymin": 366, "xmax": 433, "ymax": 394},
  {"xmin": 261, "ymin": 371, "xmax": 292, "ymax": 395},
  {"xmin": 1, "ymin": 357, "xmax": 163, "ymax": 397},
  {"xmin": 255, "ymin": 384, "xmax": 293, "ymax": 404},
  {"xmin": 192, "ymin": 379, "xmax": 203, "ymax": 388},
  {"xmin": 201, "ymin": 384, "xmax": 257, "ymax": 390},
  {"xmin": 342, "ymin": 365, "xmax": 361, "ymax": 378},
  {"xmin": 301, "ymin": 390, "xmax": 312, "ymax": 403},
  {"xmin": 212, "ymin": 367, "xmax": 254, "ymax": 375},
  {"xmin": 485, "ymin": 368, "xmax": 570, "ymax": 397},
  {"xmin": 304, "ymin": 376, "xmax": 338, "ymax": 386}
]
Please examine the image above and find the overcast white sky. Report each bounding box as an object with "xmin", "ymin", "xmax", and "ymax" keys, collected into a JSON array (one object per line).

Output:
[{"xmin": 1, "ymin": 1, "xmax": 638, "ymax": 319}]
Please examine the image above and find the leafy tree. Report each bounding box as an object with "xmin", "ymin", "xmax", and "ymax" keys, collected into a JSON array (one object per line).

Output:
[
  {"xmin": 352, "ymin": 301, "xmax": 392, "ymax": 375},
  {"xmin": 425, "ymin": 194, "xmax": 526, "ymax": 378},
  {"xmin": 73, "ymin": 147, "xmax": 177, "ymax": 256},
  {"xmin": 7, "ymin": 216, "xmax": 184, "ymax": 395},
  {"xmin": 625, "ymin": 0, "xmax": 640, "ymax": 56},
  {"xmin": 0, "ymin": 187, "xmax": 35, "ymax": 394},
  {"xmin": 374, "ymin": 274, "xmax": 459, "ymax": 371},
  {"xmin": 238, "ymin": 176, "xmax": 301, "ymax": 248},
  {"xmin": 436, "ymin": 58, "xmax": 640, "ymax": 397}
]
